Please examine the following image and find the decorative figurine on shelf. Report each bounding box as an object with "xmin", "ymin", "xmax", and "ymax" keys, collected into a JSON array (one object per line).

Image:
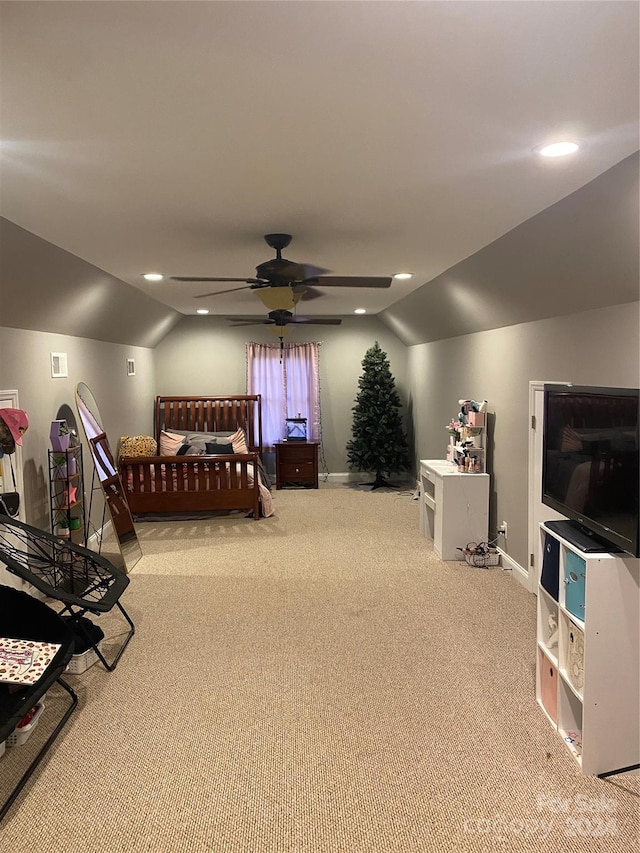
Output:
[
  {"xmin": 52, "ymin": 453, "xmax": 77, "ymax": 479},
  {"xmin": 62, "ymin": 484, "xmax": 77, "ymax": 508},
  {"xmin": 446, "ymin": 400, "xmax": 488, "ymax": 473},
  {"xmin": 50, "ymin": 420, "xmax": 71, "ymax": 452},
  {"xmin": 54, "ymin": 518, "xmax": 70, "ymax": 539},
  {"xmin": 447, "ymin": 419, "xmax": 464, "ymax": 437},
  {"xmin": 457, "ymin": 399, "xmax": 487, "ymax": 425}
]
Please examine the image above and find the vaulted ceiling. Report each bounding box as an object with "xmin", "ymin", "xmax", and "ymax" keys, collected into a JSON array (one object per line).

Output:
[{"xmin": 1, "ymin": 1, "xmax": 638, "ymax": 336}]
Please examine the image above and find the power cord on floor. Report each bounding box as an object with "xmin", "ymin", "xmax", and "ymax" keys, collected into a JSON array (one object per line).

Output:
[{"xmin": 397, "ymin": 488, "xmax": 417, "ymax": 499}]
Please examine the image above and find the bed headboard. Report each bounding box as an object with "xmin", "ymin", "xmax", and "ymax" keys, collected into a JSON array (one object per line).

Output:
[{"xmin": 154, "ymin": 395, "xmax": 263, "ymax": 453}]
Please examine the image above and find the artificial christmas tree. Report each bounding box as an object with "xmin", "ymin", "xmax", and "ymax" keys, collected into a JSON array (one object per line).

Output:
[{"xmin": 346, "ymin": 342, "xmax": 410, "ymax": 489}]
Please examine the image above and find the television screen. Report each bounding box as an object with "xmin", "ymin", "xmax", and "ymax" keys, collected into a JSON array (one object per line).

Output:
[{"xmin": 542, "ymin": 385, "xmax": 639, "ymax": 557}]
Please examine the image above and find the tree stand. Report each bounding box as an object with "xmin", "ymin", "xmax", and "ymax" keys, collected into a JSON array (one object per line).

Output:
[{"xmin": 359, "ymin": 475, "xmax": 398, "ymax": 491}]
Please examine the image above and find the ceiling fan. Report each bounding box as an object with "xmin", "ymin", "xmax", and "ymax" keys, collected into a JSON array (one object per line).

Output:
[
  {"xmin": 170, "ymin": 233, "xmax": 392, "ymax": 300},
  {"xmin": 227, "ymin": 309, "xmax": 342, "ymax": 329},
  {"xmin": 228, "ymin": 308, "xmax": 342, "ymax": 351}
]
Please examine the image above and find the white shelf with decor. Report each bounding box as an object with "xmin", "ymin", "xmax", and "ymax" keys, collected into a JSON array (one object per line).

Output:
[
  {"xmin": 536, "ymin": 521, "xmax": 640, "ymax": 776},
  {"xmin": 419, "ymin": 399, "xmax": 490, "ymax": 560},
  {"xmin": 419, "ymin": 460, "xmax": 489, "ymax": 560}
]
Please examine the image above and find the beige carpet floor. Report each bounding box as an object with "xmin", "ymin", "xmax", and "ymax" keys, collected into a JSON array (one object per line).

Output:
[{"xmin": 1, "ymin": 484, "xmax": 638, "ymax": 852}]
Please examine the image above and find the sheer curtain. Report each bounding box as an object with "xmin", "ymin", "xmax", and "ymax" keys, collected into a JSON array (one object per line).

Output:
[{"xmin": 246, "ymin": 342, "xmax": 320, "ymax": 448}]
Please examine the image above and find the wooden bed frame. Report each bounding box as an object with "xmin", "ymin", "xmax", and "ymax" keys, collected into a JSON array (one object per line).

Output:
[{"xmin": 119, "ymin": 395, "xmax": 263, "ymax": 519}]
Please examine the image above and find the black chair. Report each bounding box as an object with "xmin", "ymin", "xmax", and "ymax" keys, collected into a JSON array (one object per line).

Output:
[
  {"xmin": 0, "ymin": 584, "xmax": 78, "ymax": 821},
  {"xmin": 0, "ymin": 514, "xmax": 134, "ymax": 672}
]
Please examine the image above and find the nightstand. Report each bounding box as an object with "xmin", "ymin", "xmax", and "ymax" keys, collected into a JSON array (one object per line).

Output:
[{"xmin": 275, "ymin": 441, "xmax": 319, "ymax": 489}]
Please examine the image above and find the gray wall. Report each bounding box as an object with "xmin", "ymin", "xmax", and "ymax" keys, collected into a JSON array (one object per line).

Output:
[
  {"xmin": 0, "ymin": 217, "xmax": 181, "ymax": 347},
  {"xmin": 154, "ymin": 314, "xmax": 409, "ymax": 475},
  {"xmin": 2, "ymin": 300, "xmax": 638, "ymax": 576},
  {"xmin": 0, "ymin": 315, "xmax": 409, "ymax": 530},
  {"xmin": 0, "ymin": 326, "xmax": 156, "ymax": 530},
  {"xmin": 408, "ymin": 301, "xmax": 640, "ymax": 569},
  {"xmin": 381, "ymin": 153, "xmax": 639, "ymax": 346}
]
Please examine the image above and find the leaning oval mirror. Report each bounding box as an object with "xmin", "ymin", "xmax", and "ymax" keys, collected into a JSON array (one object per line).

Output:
[{"xmin": 75, "ymin": 382, "xmax": 142, "ymax": 572}]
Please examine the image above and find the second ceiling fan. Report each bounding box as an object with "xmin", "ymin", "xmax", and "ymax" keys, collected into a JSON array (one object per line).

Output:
[
  {"xmin": 171, "ymin": 233, "xmax": 392, "ymax": 300},
  {"xmin": 227, "ymin": 309, "xmax": 342, "ymax": 329}
]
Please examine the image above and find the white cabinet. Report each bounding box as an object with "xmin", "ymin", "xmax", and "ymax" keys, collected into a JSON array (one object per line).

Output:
[
  {"xmin": 536, "ymin": 522, "xmax": 640, "ymax": 776},
  {"xmin": 419, "ymin": 460, "xmax": 490, "ymax": 560}
]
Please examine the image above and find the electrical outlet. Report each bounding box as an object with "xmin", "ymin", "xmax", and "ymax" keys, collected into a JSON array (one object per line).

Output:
[{"xmin": 499, "ymin": 521, "xmax": 508, "ymax": 540}]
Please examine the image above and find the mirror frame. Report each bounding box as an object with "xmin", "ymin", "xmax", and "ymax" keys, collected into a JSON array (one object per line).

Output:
[{"xmin": 75, "ymin": 382, "xmax": 142, "ymax": 573}]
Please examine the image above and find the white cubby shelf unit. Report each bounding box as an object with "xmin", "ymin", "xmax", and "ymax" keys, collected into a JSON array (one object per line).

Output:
[{"xmin": 536, "ymin": 522, "xmax": 639, "ymax": 777}]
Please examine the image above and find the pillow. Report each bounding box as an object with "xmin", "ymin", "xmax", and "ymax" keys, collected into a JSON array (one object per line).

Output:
[
  {"xmin": 119, "ymin": 435, "xmax": 157, "ymax": 460},
  {"xmin": 184, "ymin": 430, "xmax": 234, "ymax": 442},
  {"xmin": 205, "ymin": 441, "xmax": 235, "ymax": 455},
  {"xmin": 176, "ymin": 443, "xmax": 206, "ymax": 456},
  {"xmin": 159, "ymin": 430, "xmax": 185, "ymax": 455},
  {"xmin": 182, "ymin": 435, "xmax": 231, "ymax": 454},
  {"xmin": 164, "ymin": 429, "xmax": 234, "ymax": 438},
  {"xmin": 229, "ymin": 426, "xmax": 249, "ymax": 455},
  {"xmin": 185, "ymin": 427, "xmax": 249, "ymax": 455}
]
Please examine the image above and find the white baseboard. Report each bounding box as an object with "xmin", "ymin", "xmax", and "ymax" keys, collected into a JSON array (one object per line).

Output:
[
  {"xmin": 497, "ymin": 546, "xmax": 530, "ymax": 590},
  {"xmin": 323, "ymin": 473, "xmax": 417, "ymax": 486},
  {"xmin": 323, "ymin": 472, "xmax": 366, "ymax": 483}
]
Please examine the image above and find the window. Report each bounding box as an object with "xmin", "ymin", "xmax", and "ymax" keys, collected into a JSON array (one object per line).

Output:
[{"xmin": 247, "ymin": 342, "xmax": 320, "ymax": 448}]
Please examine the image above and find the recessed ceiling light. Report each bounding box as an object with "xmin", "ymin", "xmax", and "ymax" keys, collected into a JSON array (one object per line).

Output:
[
  {"xmin": 143, "ymin": 272, "xmax": 164, "ymax": 281},
  {"xmin": 393, "ymin": 273, "xmax": 412, "ymax": 280},
  {"xmin": 196, "ymin": 308, "xmax": 209, "ymax": 315},
  {"xmin": 354, "ymin": 308, "xmax": 366, "ymax": 314},
  {"xmin": 539, "ymin": 141, "xmax": 580, "ymax": 158}
]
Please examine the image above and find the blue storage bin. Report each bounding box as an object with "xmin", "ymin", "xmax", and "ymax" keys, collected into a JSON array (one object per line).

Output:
[{"xmin": 564, "ymin": 550, "xmax": 586, "ymax": 620}]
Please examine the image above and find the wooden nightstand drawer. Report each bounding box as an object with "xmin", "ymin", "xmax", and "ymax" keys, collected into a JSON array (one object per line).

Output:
[
  {"xmin": 275, "ymin": 442, "xmax": 319, "ymax": 489},
  {"xmin": 280, "ymin": 462, "xmax": 313, "ymax": 482},
  {"xmin": 279, "ymin": 443, "xmax": 315, "ymax": 462}
]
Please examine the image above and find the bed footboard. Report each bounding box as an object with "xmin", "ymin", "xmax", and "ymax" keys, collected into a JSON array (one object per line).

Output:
[{"xmin": 119, "ymin": 454, "xmax": 261, "ymax": 519}]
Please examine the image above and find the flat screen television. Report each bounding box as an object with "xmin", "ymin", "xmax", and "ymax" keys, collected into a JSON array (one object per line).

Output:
[{"xmin": 542, "ymin": 384, "xmax": 639, "ymax": 557}]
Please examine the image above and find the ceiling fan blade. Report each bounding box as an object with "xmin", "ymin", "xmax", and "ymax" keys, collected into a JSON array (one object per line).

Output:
[
  {"xmin": 292, "ymin": 285, "xmax": 324, "ymax": 301},
  {"xmin": 195, "ymin": 284, "xmax": 258, "ymax": 298},
  {"xmin": 227, "ymin": 320, "xmax": 274, "ymax": 327},
  {"xmin": 170, "ymin": 276, "xmax": 260, "ymax": 283},
  {"xmin": 288, "ymin": 318, "xmax": 342, "ymax": 325},
  {"xmin": 298, "ymin": 263, "xmax": 331, "ymax": 278},
  {"xmin": 302, "ymin": 276, "xmax": 392, "ymax": 288}
]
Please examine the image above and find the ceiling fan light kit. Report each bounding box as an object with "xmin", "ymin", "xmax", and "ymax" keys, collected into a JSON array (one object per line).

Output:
[
  {"xmin": 255, "ymin": 287, "xmax": 302, "ymax": 312},
  {"xmin": 268, "ymin": 324, "xmax": 293, "ymax": 339}
]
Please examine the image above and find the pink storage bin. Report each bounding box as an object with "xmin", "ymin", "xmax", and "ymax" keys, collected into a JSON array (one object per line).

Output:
[{"xmin": 467, "ymin": 412, "xmax": 485, "ymax": 427}]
